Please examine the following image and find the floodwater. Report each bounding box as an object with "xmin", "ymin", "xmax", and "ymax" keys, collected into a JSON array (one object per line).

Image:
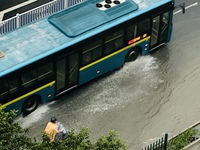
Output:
[
  {"xmin": 15, "ymin": 2, "xmax": 200, "ymax": 149},
  {"xmin": 17, "ymin": 54, "xmax": 172, "ymax": 149}
]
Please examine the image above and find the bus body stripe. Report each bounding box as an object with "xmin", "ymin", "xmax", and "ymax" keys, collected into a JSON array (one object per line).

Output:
[
  {"xmin": 1, "ymin": 81, "xmax": 55, "ymax": 108},
  {"xmin": 80, "ymin": 36, "xmax": 150, "ymax": 71}
]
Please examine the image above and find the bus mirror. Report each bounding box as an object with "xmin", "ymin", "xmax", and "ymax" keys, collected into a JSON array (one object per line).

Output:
[{"xmin": 174, "ymin": 3, "xmax": 185, "ymax": 14}]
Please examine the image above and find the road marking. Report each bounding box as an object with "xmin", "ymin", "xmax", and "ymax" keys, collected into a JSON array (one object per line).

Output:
[
  {"xmin": 0, "ymin": 0, "xmax": 37, "ymax": 21},
  {"xmin": 174, "ymin": 2, "xmax": 198, "ymax": 15}
]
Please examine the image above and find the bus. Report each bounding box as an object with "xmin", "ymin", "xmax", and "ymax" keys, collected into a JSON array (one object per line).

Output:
[{"xmin": 0, "ymin": 0, "xmax": 185, "ymax": 116}]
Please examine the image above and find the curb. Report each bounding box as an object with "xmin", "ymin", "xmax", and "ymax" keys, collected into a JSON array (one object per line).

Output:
[
  {"xmin": 168, "ymin": 120, "xmax": 200, "ymax": 141},
  {"xmin": 168, "ymin": 120, "xmax": 200, "ymax": 150},
  {"xmin": 182, "ymin": 138, "xmax": 200, "ymax": 150}
]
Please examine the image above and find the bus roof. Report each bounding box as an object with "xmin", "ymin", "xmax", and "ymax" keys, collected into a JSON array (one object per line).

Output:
[{"xmin": 0, "ymin": 0, "xmax": 172, "ymax": 77}]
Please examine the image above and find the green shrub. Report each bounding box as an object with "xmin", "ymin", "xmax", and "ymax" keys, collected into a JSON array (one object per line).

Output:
[
  {"xmin": 167, "ymin": 128, "xmax": 198, "ymax": 150},
  {"xmin": 0, "ymin": 106, "xmax": 127, "ymax": 150}
]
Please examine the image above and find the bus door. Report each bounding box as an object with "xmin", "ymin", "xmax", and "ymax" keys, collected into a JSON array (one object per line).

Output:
[
  {"xmin": 55, "ymin": 52, "xmax": 79, "ymax": 95},
  {"xmin": 150, "ymin": 12, "xmax": 170, "ymax": 50}
]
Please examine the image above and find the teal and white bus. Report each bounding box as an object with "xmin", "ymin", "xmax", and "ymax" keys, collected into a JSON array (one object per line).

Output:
[{"xmin": 0, "ymin": 0, "xmax": 184, "ymax": 116}]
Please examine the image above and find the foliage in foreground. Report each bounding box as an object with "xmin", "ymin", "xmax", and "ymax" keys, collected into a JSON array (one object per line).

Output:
[
  {"xmin": 167, "ymin": 128, "xmax": 198, "ymax": 150},
  {"xmin": 0, "ymin": 109, "xmax": 33, "ymax": 150},
  {"xmin": 0, "ymin": 107, "xmax": 127, "ymax": 150}
]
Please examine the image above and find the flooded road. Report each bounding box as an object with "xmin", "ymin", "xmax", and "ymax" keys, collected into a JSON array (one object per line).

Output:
[{"xmin": 15, "ymin": 1, "xmax": 200, "ymax": 149}]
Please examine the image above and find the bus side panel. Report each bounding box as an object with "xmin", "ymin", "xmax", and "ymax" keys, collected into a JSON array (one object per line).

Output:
[
  {"xmin": 4, "ymin": 99, "xmax": 24, "ymax": 116},
  {"xmin": 79, "ymin": 51, "xmax": 128, "ymax": 85},
  {"xmin": 39, "ymin": 83, "xmax": 56, "ymax": 103},
  {"xmin": 140, "ymin": 38, "xmax": 151, "ymax": 55},
  {"xmin": 3, "ymin": 82, "xmax": 55, "ymax": 115}
]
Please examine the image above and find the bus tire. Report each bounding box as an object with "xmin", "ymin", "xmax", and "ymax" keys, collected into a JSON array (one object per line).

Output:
[
  {"xmin": 126, "ymin": 47, "xmax": 139, "ymax": 62},
  {"xmin": 23, "ymin": 95, "xmax": 40, "ymax": 116}
]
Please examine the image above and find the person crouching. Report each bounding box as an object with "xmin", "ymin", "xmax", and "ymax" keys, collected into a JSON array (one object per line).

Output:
[{"xmin": 44, "ymin": 117, "xmax": 58, "ymax": 142}]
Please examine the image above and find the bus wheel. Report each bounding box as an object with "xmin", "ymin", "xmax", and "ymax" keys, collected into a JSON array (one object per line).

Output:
[
  {"xmin": 23, "ymin": 96, "xmax": 40, "ymax": 116},
  {"xmin": 126, "ymin": 47, "xmax": 139, "ymax": 62}
]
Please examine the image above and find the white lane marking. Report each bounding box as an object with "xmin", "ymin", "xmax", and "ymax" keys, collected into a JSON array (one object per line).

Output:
[{"xmin": 174, "ymin": 2, "xmax": 198, "ymax": 15}]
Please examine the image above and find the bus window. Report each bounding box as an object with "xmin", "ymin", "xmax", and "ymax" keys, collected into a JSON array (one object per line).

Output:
[
  {"xmin": 21, "ymin": 69, "xmax": 37, "ymax": 87},
  {"xmin": 82, "ymin": 52, "xmax": 92, "ymax": 66},
  {"xmin": 104, "ymin": 29, "xmax": 124, "ymax": 55},
  {"xmin": 69, "ymin": 53, "xmax": 79, "ymax": 85},
  {"xmin": 56, "ymin": 58, "xmax": 66, "ymax": 91},
  {"xmin": 104, "ymin": 42, "xmax": 113, "ymax": 55},
  {"xmin": 114, "ymin": 36, "xmax": 123, "ymax": 50},
  {"xmin": 0, "ymin": 79, "xmax": 9, "ymax": 99},
  {"xmin": 9, "ymin": 78, "xmax": 19, "ymax": 94},
  {"xmin": 38, "ymin": 63, "xmax": 53, "ymax": 81},
  {"xmin": 82, "ymin": 39, "xmax": 102, "ymax": 66},
  {"xmin": 126, "ymin": 24, "xmax": 137, "ymax": 41},
  {"xmin": 92, "ymin": 46, "xmax": 102, "ymax": 60},
  {"xmin": 137, "ymin": 18, "xmax": 150, "ymax": 36}
]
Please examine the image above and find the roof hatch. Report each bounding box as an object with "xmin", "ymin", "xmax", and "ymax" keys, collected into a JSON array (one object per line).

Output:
[{"xmin": 48, "ymin": 0, "xmax": 138, "ymax": 37}]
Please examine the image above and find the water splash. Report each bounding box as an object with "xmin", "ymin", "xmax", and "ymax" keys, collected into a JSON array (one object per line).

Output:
[{"xmin": 15, "ymin": 104, "xmax": 51, "ymax": 128}]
